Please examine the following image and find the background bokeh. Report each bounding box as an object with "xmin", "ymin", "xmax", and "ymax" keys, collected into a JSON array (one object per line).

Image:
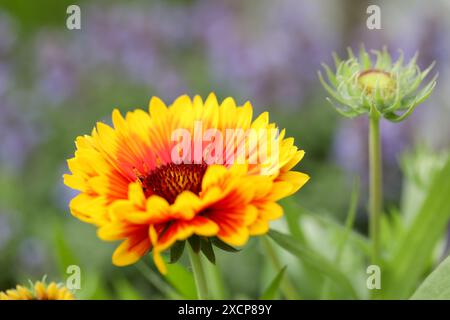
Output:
[{"xmin": 0, "ymin": 0, "xmax": 449, "ymax": 299}]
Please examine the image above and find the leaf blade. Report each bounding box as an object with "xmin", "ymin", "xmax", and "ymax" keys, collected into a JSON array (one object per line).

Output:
[
  {"xmin": 411, "ymin": 255, "xmax": 450, "ymax": 300},
  {"xmin": 268, "ymin": 229, "xmax": 358, "ymax": 298},
  {"xmin": 382, "ymin": 156, "xmax": 450, "ymax": 299},
  {"xmin": 260, "ymin": 266, "xmax": 287, "ymax": 300}
]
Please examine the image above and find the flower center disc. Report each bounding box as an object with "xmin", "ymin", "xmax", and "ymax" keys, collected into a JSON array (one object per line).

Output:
[
  {"xmin": 141, "ymin": 163, "xmax": 208, "ymax": 204},
  {"xmin": 358, "ymin": 69, "xmax": 395, "ymax": 95}
]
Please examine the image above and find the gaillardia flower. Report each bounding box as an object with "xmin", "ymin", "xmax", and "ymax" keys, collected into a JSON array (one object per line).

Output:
[
  {"xmin": 64, "ymin": 93, "xmax": 308, "ymax": 273},
  {"xmin": 0, "ymin": 281, "xmax": 74, "ymax": 300},
  {"xmin": 319, "ymin": 46, "xmax": 437, "ymax": 121}
]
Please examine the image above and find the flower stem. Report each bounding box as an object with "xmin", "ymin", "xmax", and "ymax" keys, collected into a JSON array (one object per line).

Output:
[
  {"xmin": 369, "ymin": 114, "xmax": 382, "ymax": 266},
  {"xmin": 188, "ymin": 245, "xmax": 208, "ymax": 300},
  {"xmin": 136, "ymin": 262, "xmax": 181, "ymax": 299}
]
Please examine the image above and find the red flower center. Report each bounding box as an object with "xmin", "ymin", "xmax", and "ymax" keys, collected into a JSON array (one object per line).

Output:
[{"xmin": 141, "ymin": 163, "xmax": 208, "ymax": 204}]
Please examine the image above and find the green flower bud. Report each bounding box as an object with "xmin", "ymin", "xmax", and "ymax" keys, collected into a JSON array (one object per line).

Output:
[{"xmin": 318, "ymin": 46, "xmax": 437, "ymax": 121}]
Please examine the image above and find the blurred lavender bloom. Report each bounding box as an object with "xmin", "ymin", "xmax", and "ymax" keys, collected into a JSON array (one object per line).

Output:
[
  {"xmin": 0, "ymin": 63, "xmax": 11, "ymax": 97},
  {"xmin": 380, "ymin": 120, "xmax": 410, "ymax": 166},
  {"xmin": 80, "ymin": 4, "xmax": 190, "ymax": 94},
  {"xmin": 31, "ymin": 0, "xmax": 341, "ymax": 107},
  {"xmin": 34, "ymin": 32, "xmax": 80, "ymax": 104},
  {"xmin": 333, "ymin": 117, "xmax": 411, "ymax": 199},
  {"xmin": 81, "ymin": 6, "xmax": 159, "ymax": 75},
  {"xmin": 332, "ymin": 118, "xmax": 368, "ymax": 176},
  {"xmin": 192, "ymin": 0, "xmax": 336, "ymax": 107},
  {"xmin": 18, "ymin": 238, "xmax": 47, "ymax": 275},
  {"xmin": 0, "ymin": 98, "xmax": 40, "ymax": 172},
  {"xmin": 381, "ymin": 1, "xmax": 450, "ymax": 61},
  {"xmin": 0, "ymin": 13, "xmax": 41, "ymax": 173},
  {"xmin": 32, "ymin": 3, "xmax": 190, "ymax": 104}
]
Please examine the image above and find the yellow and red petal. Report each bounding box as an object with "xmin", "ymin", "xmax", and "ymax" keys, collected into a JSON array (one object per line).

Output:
[{"xmin": 112, "ymin": 235, "xmax": 151, "ymax": 267}]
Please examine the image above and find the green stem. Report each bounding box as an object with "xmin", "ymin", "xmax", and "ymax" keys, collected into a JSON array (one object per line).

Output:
[
  {"xmin": 369, "ymin": 115, "xmax": 382, "ymax": 266},
  {"xmin": 204, "ymin": 259, "xmax": 227, "ymax": 299},
  {"xmin": 262, "ymin": 237, "xmax": 301, "ymax": 300},
  {"xmin": 136, "ymin": 262, "xmax": 181, "ymax": 299},
  {"xmin": 188, "ymin": 246, "xmax": 208, "ymax": 300}
]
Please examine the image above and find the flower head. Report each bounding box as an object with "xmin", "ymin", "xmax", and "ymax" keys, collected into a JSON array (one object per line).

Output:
[
  {"xmin": 318, "ymin": 46, "xmax": 437, "ymax": 121},
  {"xmin": 63, "ymin": 93, "xmax": 309, "ymax": 273},
  {"xmin": 0, "ymin": 281, "xmax": 74, "ymax": 300}
]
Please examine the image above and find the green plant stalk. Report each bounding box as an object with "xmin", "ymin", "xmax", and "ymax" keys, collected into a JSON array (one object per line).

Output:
[
  {"xmin": 262, "ymin": 237, "xmax": 301, "ymax": 300},
  {"xmin": 188, "ymin": 245, "xmax": 209, "ymax": 300},
  {"xmin": 204, "ymin": 260, "xmax": 227, "ymax": 299},
  {"xmin": 136, "ymin": 262, "xmax": 181, "ymax": 299},
  {"xmin": 369, "ymin": 114, "xmax": 382, "ymax": 266}
]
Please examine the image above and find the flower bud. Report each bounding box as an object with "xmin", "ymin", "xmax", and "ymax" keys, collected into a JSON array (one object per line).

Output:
[{"xmin": 318, "ymin": 46, "xmax": 437, "ymax": 121}]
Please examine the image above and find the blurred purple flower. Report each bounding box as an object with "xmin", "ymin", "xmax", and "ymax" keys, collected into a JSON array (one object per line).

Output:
[
  {"xmin": 192, "ymin": 0, "xmax": 336, "ymax": 107},
  {"xmin": 0, "ymin": 99, "xmax": 40, "ymax": 172},
  {"xmin": 0, "ymin": 63, "xmax": 11, "ymax": 97},
  {"xmin": 32, "ymin": 3, "xmax": 191, "ymax": 104},
  {"xmin": 81, "ymin": 4, "xmax": 189, "ymax": 97},
  {"xmin": 333, "ymin": 118, "xmax": 411, "ymax": 169},
  {"xmin": 333, "ymin": 117, "xmax": 411, "ymax": 200},
  {"xmin": 332, "ymin": 118, "xmax": 368, "ymax": 176},
  {"xmin": 34, "ymin": 32, "xmax": 80, "ymax": 104},
  {"xmin": 18, "ymin": 238, "xmax": 47, "ymax": 275}
]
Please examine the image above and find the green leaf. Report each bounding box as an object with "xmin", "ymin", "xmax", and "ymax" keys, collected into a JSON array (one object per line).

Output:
[
  {"xmin": 260, "ymin": 266, "xmax": 287, "ymax": 300},
  {"xmin": 382, "ymin": 156, "xmax": 450, "ymax": 299},
  {"xmin": 188, "ymin": 235, "xmax": 201, "ymax": 253},
  {"xmin": 411, "ymin": 255, "xmax": 450, "ymax": 299},
  {"xmin": 282, "ymin": 198, "xmax": 307, "ymax": 244},
  {"xmin": 200, "ymin": 238, "xmax": 216, "ymax": 264},
  {"xmin": 211, "ymin": 237, "xmax": 240, "ymax": 252},
  {"xmin": 268, "ymin": 229, "xmax": 358, "ymax": 298},
  {"xmin": 170, "ymin": 240, "xmax": 185, "ymax": 264},
  {"xmin": 53, "ymin": 222, "xmax": 79, "ymax": 276},
  {"xmin": 285, "ymin": 204, "xmax": 370, "ymax": 256},
  {"xmin": 165, "ymin": 263, "xmax": 197, "ymax": 299},
  {"xmin": 335, "ymin": 177, "xmax": 360, "ymax": 262},
  {"xmin": 321, "ymin": 178, "xmax": 359, "ymax": 299},
  {"xmin": 113, "ymin": 277, "xmax": 142, "ymax": 300}
]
